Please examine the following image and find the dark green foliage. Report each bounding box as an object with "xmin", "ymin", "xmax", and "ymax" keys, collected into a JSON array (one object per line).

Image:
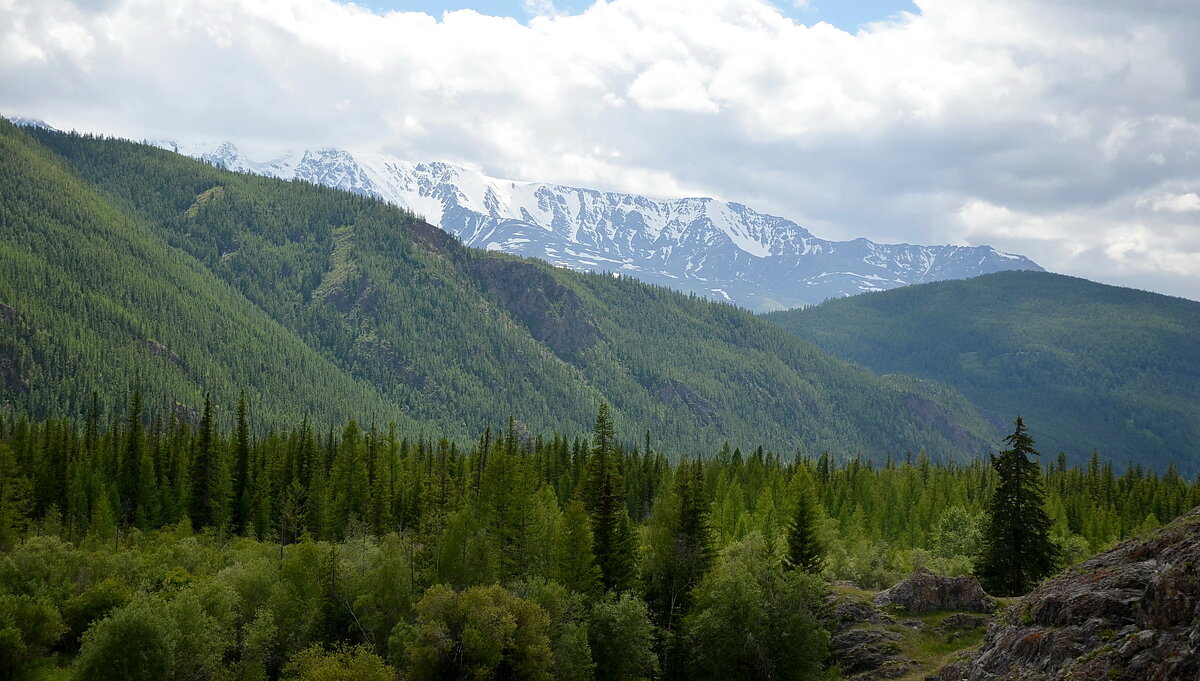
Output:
[
  {"xmin": 583, "ymin": 404, "xmax": 637, "ymax": 592},
  {"xmin": 232, "ymin": 391, "xmax": 252, "ymax": 533},
  {"xmin": 0, "ymin": 593, "xmax": 64, "ymax": 679},
  {"xmin": 2, "ymin": 120, "xmax": 1003, "ymax": 461},
  {"xmin": 765, "ymin": 270, "xmax": 1200, "ymax": 473},
  {"xmin": 785, "ymin": 472, "xmax": 825, "ymax": 573},
  {"xmin": 977, "ymin": 418, "xmax": 1060, "ymax": 596}
]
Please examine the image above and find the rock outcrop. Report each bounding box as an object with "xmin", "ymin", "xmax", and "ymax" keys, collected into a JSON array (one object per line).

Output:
[
  {"xmin": 933, "ymin": 507, "xmax": 1200, "ymax": 681},
  {"xmin": 874, "ymin": 568, "xmax": 997, "ymax": 614},
  {"xmin": 826, "ymin": 590, "xmax": 909, "ymax": 680}
]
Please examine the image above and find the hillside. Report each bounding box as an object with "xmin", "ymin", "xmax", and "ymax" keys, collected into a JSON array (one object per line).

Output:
[
  {"xmin": 0, "ymin": 121, "xmax": 402, "ymax": 429},
  {"xmin": 764, "ymin": 271, "xmax": 1200, "ymax": 472},
  {"xmin": 0, "ymin": 121, "xmax": 998, "ymax": 458}
]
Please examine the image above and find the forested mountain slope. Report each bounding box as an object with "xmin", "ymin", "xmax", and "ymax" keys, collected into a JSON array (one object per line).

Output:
[
  {"xmin": 0, "ymin": 121, "xmax": 997, "ymax": 458},
  {"xmin": 0, "ymin": 121, "xmax": 402, "ymax": 428},
  {"xmin": 764, "ymin": 271, "xmax": 1200, "ymax": 472}
]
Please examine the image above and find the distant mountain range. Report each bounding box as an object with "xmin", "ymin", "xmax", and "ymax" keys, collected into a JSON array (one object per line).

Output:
[{"xmin": 150, "ymin": 139, "xmax": 1042, "ymax": 311}]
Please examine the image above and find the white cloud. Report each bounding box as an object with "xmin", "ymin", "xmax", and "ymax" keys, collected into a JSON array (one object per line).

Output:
[
  {"xmin": 1, "ymin": 0, "xmax": 1199, "ymax": 299},
  {"xmin": 1149, "ymin": 193, "xmax": 1200, "ymax": 213}
]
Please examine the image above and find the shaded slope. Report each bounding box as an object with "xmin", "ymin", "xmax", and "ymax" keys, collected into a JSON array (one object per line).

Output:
[
  {"xmin": 764, "ymin": 271, "xmax": 1200, "ymax": 472},
  {"xmin": 5, "ymin": 124, "xmax": 998, "ymax": 458},
  {"xmin": 0, "ymin": 120, "xmax": 400, "ymax": 427}
]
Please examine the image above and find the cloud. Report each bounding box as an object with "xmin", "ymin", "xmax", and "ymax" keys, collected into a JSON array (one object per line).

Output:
[{"xmin": 1, "ymin": 0, "xmax": 1198, "ymax": 300}]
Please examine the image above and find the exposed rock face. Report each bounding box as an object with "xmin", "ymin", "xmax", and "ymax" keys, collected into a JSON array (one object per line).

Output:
[
  {"xmin": 826, "ymin": 591, "xmax": 916, "ymax": 680},
  {"xmin": 933, "ymin": 508, "xmax": 1200, "ymax": 681},
  {"xmin": 469, "ymin": 257, "xmax": 602, "ymax": 359},
  {"xmin": 874, "ymin": 568, "xmax": 997, "ymax": 614}
]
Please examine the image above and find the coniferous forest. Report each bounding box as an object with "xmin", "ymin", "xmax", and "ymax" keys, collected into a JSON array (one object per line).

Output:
[{"xmin": 1, "ymin": 392, "xmax": 1197, "ymax": 680}]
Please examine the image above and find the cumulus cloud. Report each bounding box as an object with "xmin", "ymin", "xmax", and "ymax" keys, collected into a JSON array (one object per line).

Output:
[{"xmin": 1, "ymin": 0, "xmax": 1198, "ymax": 299}]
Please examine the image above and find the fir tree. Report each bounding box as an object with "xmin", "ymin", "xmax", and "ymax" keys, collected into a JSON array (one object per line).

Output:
[
  {"xmin": 232, "ymin": 392, "xmax": 252, "ymax": 534},
  {"xmin": 785, "ymin": 472, "xmax": 825, "ymax": 574},
  {"xmin": 583, "ymin": 403, "xmax": 636, "ymax": 592},
  {"xmin": 189, "ymin": 394, "xmax": 220, "ymax": 529},
  {"xmin": 977, "ymin": 417, "xmax": 1059, "ymax": 596}
]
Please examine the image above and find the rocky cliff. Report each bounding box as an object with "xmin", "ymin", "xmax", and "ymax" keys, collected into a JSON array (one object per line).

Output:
[{"xmin": 935, "ymin": 507, "xmax": 1200, "ymax": 680}]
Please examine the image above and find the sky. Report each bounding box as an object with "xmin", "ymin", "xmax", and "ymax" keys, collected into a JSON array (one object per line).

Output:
[{"xmin": 1, "ymin": 0, "xmax": 1198, "ymax": 301}]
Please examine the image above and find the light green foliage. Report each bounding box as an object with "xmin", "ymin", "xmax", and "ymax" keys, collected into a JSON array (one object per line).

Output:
[
  {"xmin": 588, "ymin": 593, "xmax": 658, "ymax": 681},
  {"xmin": 684, "ymin": 533, "xmax": 828, "ymax": 681},
  {"xmin": 283, "ymin": 643, "xmax": 394, "ymax": 681},
  {"xmin": 555, "ymin": 499, "xmax": 602, "ymax": 599},
  {"xmin": 60, "ymin": 577, "xmax": 132, "ymax": 646},
  {"xmin": 237, "ymin": 609, "xmax": 278, "ymax": 681},
  {"xmin": 403, "ymin": 584, "xmax": 553, "ymax": 681},
  {"xmin": 512, "ymin": 578, "xmax": 595, "ymax": 681},
  {"xmin": 74, "ymin": 597, "xmax": 176, "ymax": 681}
]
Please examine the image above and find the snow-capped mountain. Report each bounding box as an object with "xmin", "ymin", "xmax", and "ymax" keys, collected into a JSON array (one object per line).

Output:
[{"xmin": 155, "ymin": 140, "xmax": 1042, "ymax": 311}]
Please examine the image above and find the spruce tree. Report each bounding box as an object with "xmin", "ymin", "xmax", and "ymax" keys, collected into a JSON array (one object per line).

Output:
[
  {"xmin": 189, "ymin": 394, "xmax": 219, "ymax": 529},
  {"xmin": 785, "ymin": 472, "xmax": 825, "ymax": 574},
  {"xmin": 232, "ymin": 392, "xmax": 251, "ymax": 534},
  {"xmin": 119, "ymin": 387, "xmax": 143, "ymax": 526},
  {"xmin": 583, "ymin": 403, "xmax": 636, "ymax": 592},
  {"xmin": 977, "ymin": 417, "xmax": 1059, "ymax": 596}
]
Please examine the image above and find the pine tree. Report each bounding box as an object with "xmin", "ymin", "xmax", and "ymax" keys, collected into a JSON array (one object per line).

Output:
[
  {"xmin": 785, "ymin": 472, "xmax": 825, "ymax": 573},
  {"xmin": 977, "ymin": 417, "xmax": 1059, "ymax": 596}
]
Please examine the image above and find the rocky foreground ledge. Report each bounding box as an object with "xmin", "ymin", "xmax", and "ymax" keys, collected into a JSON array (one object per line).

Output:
[{"xmin": 935, "ymin": 507, "xmax": 1200, "ymax": 681}]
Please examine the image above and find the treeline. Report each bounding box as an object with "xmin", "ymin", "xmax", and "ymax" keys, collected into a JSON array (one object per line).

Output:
[{"xmin": 0, "ymin": 394, "xmax": 1197, "ymax": 680}]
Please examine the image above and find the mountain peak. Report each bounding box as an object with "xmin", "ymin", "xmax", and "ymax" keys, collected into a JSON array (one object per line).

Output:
[{"xmin": 155, "ymin": 140, "xmax": 1041, "ymax": 311}]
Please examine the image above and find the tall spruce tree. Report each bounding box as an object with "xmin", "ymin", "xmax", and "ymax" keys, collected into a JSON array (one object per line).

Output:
[
  {"xmin": 977, "ymin": 417, "xmax": 1059, "ymax": 596},
  {"xmin": 231, "ymin": 392, "xmax": 251, "ymax": 534},
  {"xmin": 785, "ymin": 472, "xmax": 825, "ymax": 574},
  {"xmin": 583, "ymin": 403, "xmax": 636, "ymax": 592}
]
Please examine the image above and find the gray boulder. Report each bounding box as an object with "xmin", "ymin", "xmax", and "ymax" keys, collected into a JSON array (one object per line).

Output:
[{"xmin": 873, "ymin": 568, "xmax": 997, "ymax": 614}]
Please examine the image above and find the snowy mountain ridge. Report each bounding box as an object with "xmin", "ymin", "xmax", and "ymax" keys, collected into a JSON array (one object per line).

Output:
[{"xmin": 154, "ymin": 139, "xmax": 1042, "ymax": 311}]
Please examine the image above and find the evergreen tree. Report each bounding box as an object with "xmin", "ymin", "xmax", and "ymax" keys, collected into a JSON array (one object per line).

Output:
[
  {"xmin": 330, "ymin": 420, "xmax": 369, "ymax": 537},
  {"xmin": 555, "ymin": 498, "xmax": 601, "ymax": 599},
  {"xmin": 977, "ymin": 417, "xmax": 1059, "ymax": 596},
  {"xmin": 232, "ymin": 392, "xmax": 252, "ymax": 534},
  {"xmin": 189, "ymin": 394, "xmax": 221, "ymax": 529},
  {"xmin": 785, "ymin": 472, "xmax": 825, "ymax": 574},
  {"xmin": 582, "ymin": 403, "xmax": 637, "ymax": 592},
  {"xmin": 119, "ymin": 387, "xmax": 143, "ymax": 526}
]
